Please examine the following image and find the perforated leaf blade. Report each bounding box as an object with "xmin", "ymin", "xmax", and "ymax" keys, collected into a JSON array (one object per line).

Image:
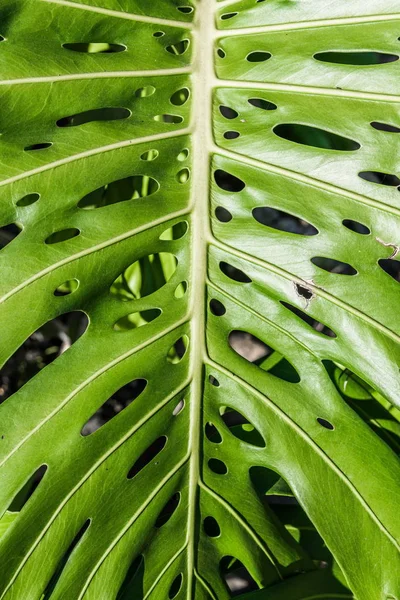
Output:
[{"xmin": 0, "ymin": 1, "xmax": 399, "ymax": 599}]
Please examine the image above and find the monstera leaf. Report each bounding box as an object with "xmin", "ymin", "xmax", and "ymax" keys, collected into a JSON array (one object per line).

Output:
[{"xmin": 0, "ymin": 0, "xmax": 399, "ymax": 598}]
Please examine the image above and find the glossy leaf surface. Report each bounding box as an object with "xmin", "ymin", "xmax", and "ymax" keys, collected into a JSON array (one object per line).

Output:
[{"xmin": 0, "ymin": 0, "xmax": 399, "ymax": 598}]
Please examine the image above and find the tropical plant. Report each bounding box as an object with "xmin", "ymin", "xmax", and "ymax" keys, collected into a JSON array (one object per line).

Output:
[{"xmin": 0, "ymin": 0, "xmax": 399, "ymax": 598}]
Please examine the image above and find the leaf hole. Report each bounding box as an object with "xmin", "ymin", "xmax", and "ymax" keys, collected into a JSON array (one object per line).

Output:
[
  {"xmin": 127, "ymin": 436, "xmax": 167, "ymax": 479},
  {"xmin": 159, "ymin": 221, "xmax": 188, "ymax": 241},
  {"xmin": 311, "ymin": 256, "xmax": 357, "ymax": 275},
  {"xmin": 167, "ymin": 335, "xmax": 189, "ymax": 364},
  {"xmin": 208, "ymin": 458, "xmax": 227, "ymax": 475},
  {"xmin": 169, "ymin": 574, "xmax": 183, "ymax": 599},
  {"xmin": 280, "ymin": 302, "xmax": 336, "ymax": 337},
  {"xmin": 166, "ymin": 39, "xmax": 189, "ymax": 55},
  {"xmin": 205, "ymin": 422, "xmax": 222, "ymax": 444},
  {"xmin": 220, "ymin": 406, "xmax": 265, "ymax": 447},
  {"xmin": 215, "ymin": 206, "xmax": 232, "ymax": 222},
  {"xmin": 217, "ymin": 48, "xmax": 226, "ymax": 58},
  {"xmin": 78, "ymin": 175, "xmax": 159, "ymax": 209},
  {"xmin": 45, "ymin": 228, "xmax": 80, "ymax": 244},
  {"xmin": 358, "ymin": 171, "xmax": 400, "ymax": 187},
  {"xmin": 177, "ymin": 148, "xmax": 189, "ymax": 161},
  {"xmin": 8, "ymin": 465, "xmax": 48, "ymax": 512},
  {"xmin": 24, "ymin": 142, "xmax": 52, "ymax": 151},
  {"xmin": 173, "ymin": 398, "xmax": 185, "ymax": 416},
  {"xmin": 379, "ymin": 259, "xmax": 400, "ymax": 283},
  {"xmin": 248, "ymin": 98, "xmax": 277, "ymax": 111},
  {"xmin": 214, "ymin": 169, "xmax": 245, "ymax": 192},
  {"xmin": 209, "ymin": 375, "xmax": 220, "ymax": 387},
  {"xmin": 135, "ymin": 86, "xmax": 156, "ymax": 98},
  {"xmin": 371, "ymin": 121, "xmax": 400, "ymax": 133},
  {"xmin": 203, "ymin": 516, "xmax": 221, "ymax": 537},
  {"xmin": 221, "ymin": 12, "xmax": 238, "ymax": 20},
  {"xmin": 81, "ymin": 379, "xmax": 147, "ymax": 436},
  {"xmin": 16, "ymin": 193, "xmax": 40, "ymax": 207},
  {"xmin": 62, "ymin": 42, "xmax": 126, "ymax": 53},
  {"xmin": 54, "ymin": 279, "xmax": 79, "ymax": 297},
  {"xmin": 273, "ymin": 124, "xmax": 360, "ymax": 151},
  {"xmin": 176, "ymin": 168, "xmax": 190, "ymax": 183},
  {"xmin": 140, "ymin": 149, "xmax": 159, "ymax": 161},
  {"xmin": 154, "ymin": 114, "xmax": 183, "ymax": 124},
  {"xmin": 220, "ymin": 556, "xmax": 259, "ymax": 595},
  {"xmin": 253, "ymin": 207, "xmax": 318, "ymax": 235},
  {"xmin": 314, "ymin": 51, "xmax": 399, "ymax": 65},
  {"xmin": 0, "ymin": 223, "xmax": 21, "ymax": 250},
  {"xmin": 317, "ymin": 417, "xmax": 335, "ymax": 430},
  {"xmin": 110, "ymin": 253, "xmax": 177, "ymax": 300},
  {"xmin": 219, "ymin": 261, "xmax": 251, "ymax": 283},
  {"xmin": 116, "ymin": 556, "xmax": 144, "ymax": 600},
  {"xmin": 155, "ymin": 492, "xmax": 181, "ymax": 528},
  {"xmin": 342, "ymin": 219, "xmax": 370, "ymax": 235},
  {"xmin": 113, "ymin": 308, "xmax": 161, "ymax": 331},
  {"xmin": 223, "ymin": 131, "xmax": 240, "ymax": 140},
  {"xmin": 153, "ymin": 31, "xmax": 165, "ymax": 38},
  {"xmin": 170, "ymin": 87, "xmax": 190, "ymax": 106},
  {"xmin": 56, "ymin": 107, "xmax": 130, "ymax": 128},
  {"xmin": 219, "ymin": 105, "xmax": 238, "ymax": 120},
  {"xmin": 177, "ymin": 6, "xmax": 193, "ymax": 13},
  {"xmin": 174, "ymin": 281, "xmax": 188, "ymax": 298},
  {"xmin": 246, "ymin": 51, "xmax": 271, "ymax": 62},
  {"xmin": 210, "ymin": 298, "xmax": 226, "ymax": 316}
]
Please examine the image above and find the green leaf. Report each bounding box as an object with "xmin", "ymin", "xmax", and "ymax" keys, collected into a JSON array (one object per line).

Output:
[{"xmin": 0, "ymin": 0, "xmax": 399, "ymax": 598}]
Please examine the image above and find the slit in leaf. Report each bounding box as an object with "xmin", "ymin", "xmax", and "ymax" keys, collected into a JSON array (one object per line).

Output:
[
  {"xmin": 45, "ymin": 228, "xmax": 80, "ymax": 244},
  {"xmin": 311, "ymin": 256, "xmax": 357, "ymax": 275},
  {"xmin": 219, "ymin": 261, "xmax": 251, "ymax": 283},
  {"xmin": 116, "ymin": 555, "xmax": 145, "ymax": 600},
  {"xmin": 204, "ymin": 516, "xmax": 221, "ymax": 537},
  {"xmin": 57, "ymin": 107, "xmax": 130, "ymax": 128},
  {"xmin": 342, "ymin": 219, "xmax": 370, "ymax": 235},
  {"xmin": 314, "ymin": 51, "xmax": 399, "ymax": 65},
  {"xmin": 167, "ymin": 335, "xmax": 189, "ymax": 364},
  {"xmin": 358, "ymin": 171, "xmax": 400, "ymax": 187},
  {"xmin": 248, "ymin": 98, "xmax": 277, "ymax": 111},
  {"xmin": 81, "ymin": 379, "xmax": 147, "ymax": 436},
  {"xmin": 205, "ymin": 422, "xmax": 222, "ymax": 443},
  {"xmin": 208, "ymin": 458, "xmax": 227, "ymax": 475},
  {"xmin": 127, "ymin": 436, "xmax": 167, "ymax": 479},
  {"xmin": 24, "ymin": 142, "xmax": 52, "ymax": 151},
  {"xmin": 253, "ymin": 207, "xmax": 318, "ymax": 235},
  {"xmin": 0, "ymin": 223, "xmax": 21, "ymax": 250},
  {"xmin": 54, "ymin": 279, "xmax": 79, "ymax": 297},
  {"xmin": 155, "ymin": 492, "xmax": 180, "ymax": 528},
  {"xmin": 371, "ymin": 121, "xmax": 400, "ymax": 134},
  {"xmin": 154, "ymin": 114, "xmax": 183, "ymax": 124},
  {"xmin": 219, "ymin": 105, "xmax": 238, "ymax": 119},
  {"xmin": 62, "ymin": 42, "xmax": 126, "ymax": 53},
  {"xmin": 42, "ymin": 520, "xmax": 90, "ymax": 599},
  {"xmin": 78, "ymin": 175, "xmax": 160, "ymax": 209},
  {"xmin": 169, "ymin": 574, "xmax": 183, "ymax": 599},
  {"xmin": 220, "ymin": 406, "xmax": 265, "ymax": 447},
  {"xmin": 113, "ymin": 309, "xmax": 161, "ymax": 332},
  {"xmin": 379, "ymin": 259, "xmax": 400, "ymax": 283},
  {"xmin": 8, "ymin": 465, "xmax": 48, "ymax": 512},
  {"xmin": 16, "ymin": 193, "xmax": 40, "ymax": 207},
  {"xmin": 280, "ymin": 301, "xmax": 336, "ymax": 337},
  {"xmin": 273, "ymin": 123, "xmax": 360, "ymax": 151},
  {"xmin": 214, "ymin": 169, "xmax": 245, "ymax": 192}
]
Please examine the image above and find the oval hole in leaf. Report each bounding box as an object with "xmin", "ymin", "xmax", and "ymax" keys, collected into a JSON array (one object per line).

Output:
[
  {"xmin": 174, "ymin": 281, "xmax": 188, "ymax": 298},
  {"xmin": 220, "ymin": 406, "xmax": 265, "ymax": 447},
  {"xmin": 209, "ymin": 374, "xmax": 220, "ymax": 387},
  {"xmin": 0, "ymin": 223, "xmax": 21, "ymax": 250},
  {"xmin": 358, "ymin": 171, "xmax": 400, "ymax": 187},
  {"xmin": 153, "ymin": 31, "xmax": 165, "ymax": 38},
  {"xmin": 166, "ymin": 39, "xmax": 189, "ymax": 55},
  {"xmin": 204, "ymin": 516, "xmax": 221, "ymax": 537},
  {"xmin": 127, "ymin": 436, "xmax": 167, "ymax": 479},
  {"xmin": 217, "ymin": 48, "xmax": 226, "ymax": 59},
  {"xmin": 250, "ymin": 466, "xmax": 293, "ymax": 497},
  {"xmin": 177, "ymin": 148, "xmax": 189, "ymax": 161},
  {"xmin": 221, "ymin": 12, "xmax": 238, "ymax": 20},
  {"xmin": 110, "ymin": 253, "xmax": 177, "ymax": 300},
  {"xmin": 78, "ymin": 175, "xmax": 160, "ymax": 209},
  {"xmin": 314, "ymin": 51, "xmax": 399, "ymax": 65},
  {"xmin": 173, "ymin": 398, "xmax": 185, "ymax": 416},
  {"xmin": 81, "ymin": 379, "xmax": 147, "ymax": 436},
  {"xmin": 42, "ymin": 519, "xmax": 91, "ymax": 599},
  {"xmin": 113, "ymin": 309, "xmax": 161, "ymax": 331},
  {"xmin": 177, "ymin": 6, "xmax": 193, "ymax": 14},
  {"xmin": 54, "ymin": 279, "xmax": 79, "ymax": 297},
  {"xmin": 169, "ymin": 574, "xmax": 183, "ymax": 599},
  {"xmin": 311, "ymin": 256, "xmax": 357, "ymax": 275},
  {"xmin": 57, "ymin": 107, "xmax": 130, "ymax": 128},
  {"xmin": 135, "ymin": 86, "xmax": 156, "ymax": 98},
  {"xmin": 209, "ymin": 298, "xmax": 226, "ymax": 316},
  {"xmin": 229, "ymin": 330, "xmax": 301, "ymax": 382},
  {"xmin": 8, "ymin": 465, "xmax": 47, "ymax": 512},
  {"xmin": 154, "ymin": 114, "xmax": 183, "ymax": 124},
  {"xmin": 273, "ymin": 124, "xmax": 360, "ymax": 151},
  {"xmin": 16, "ymin": 193, "xmax": 40, "ymax": 207},
  {"xmin": 140, "ymin": 149, "xmax": 159, "ymax": 161},
  {"xmin": 63, "ymin": 42, "xmax": 126, "ymax": 53},
  {"xmin": 371, "ymin": 121, "xmax": 400, "ymax": 133},
  {"xmin": 342, "ymin": 219, "xmax": 370, "ymax": 235},
  {"xmin": 208, "ymin": 458, "xmax": 227, "ymax": 474},
  {"xmin": 176, "ymin": 168, "xmax": 190, "ymax": 183},
  {"xmin": 215, "ymin": 206, "xmax": 232, "ymax": 223},
  {"xmin": 45, "ymin": 228, "xmax": 80, "ymax": 244},
  {"xmin": 24, "ymin": 142, "xmax": 52, "ymax": 151},
  {"xmin": 379, "ymin": 259, "xmax": 400, "ymax": 283},
  {"xmin": 223, "ymin": 131, "xmax": 240, "ymax": 140},
  {"xmin": 170, "ymin": 87, "xmax": 190, "ymax": 106},
  {"xmin": 248, "ymin": 98, "xmax": 277, "ymax": 111},
  {"xmin": 317, "ymin": 417, "xmax": 335, "ymax": 430},
  {"xmin": 253, "ymin": 207, "xmax": 318, "ymax": 235},
  {"xmin": 205, "ymin": 422, "xmax": 222, "ymax": 443},
  {"xmin": 280, "ymin": 301, "xmax": 337, "ymax": 337},
  {"xmin": 159, "ymin": 221, "xmax": 188, "ymax": 240},
  {"xmin": 246, "ymin": 51, "xmax": 271, "ymax": 62},
  {"xmin": 0, "ymin": 312, "xmax": 88, "ymax": 403},
  {"xmin": 219, "ymin": 261, "xmax": 251, "ymax": 283},
  {"xmin": 220, "ymin": 556, "xmax": 259, "ymax": 595},
  {"xmin": 219, "ymin": 105, "xmax": 238, "ymax": 119},
  {"xmin": 155, "ymin": 492, "xmax": 180, "ymax": 528},
  {"xmin": 167, "ymin": 335, "xmax": 189, "ymax": 364},
  {"xmin": 214, "ymin": 169, "xmax": 245, "ymax": 192}
]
